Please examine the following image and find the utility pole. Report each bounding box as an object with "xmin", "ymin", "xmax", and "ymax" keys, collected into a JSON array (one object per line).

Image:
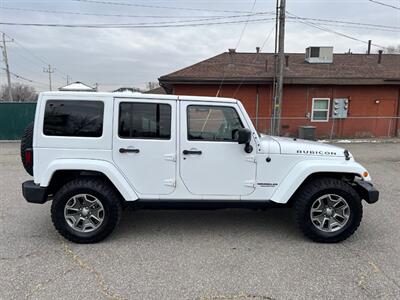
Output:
[
  {"xmin": 271, "ymin": 0, "xmax": 279, "ymax": 134},
  {"xmin": 272, "ymin": 0, "xmax": 286, "ymax": 136},
  {"xmin": 66, "ymin": 75, "xmax": 70, "ymax": 84},
  {"xmin": 1, "ymin": 33, "xmax": 13, "ymax": 101},
  {"xmin": 43, "ymin": 64, "xmax": 54, "ymax": 91}
]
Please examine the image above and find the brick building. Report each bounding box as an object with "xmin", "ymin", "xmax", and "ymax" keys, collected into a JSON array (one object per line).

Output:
[{"xmin": 159, "ymin": 48, "xmax": 400, "ymax": 138}]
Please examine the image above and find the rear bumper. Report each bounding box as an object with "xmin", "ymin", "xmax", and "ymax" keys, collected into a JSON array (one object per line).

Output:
[
  {"xmin": 22, "ymin": 180, "xmax": 48, "ymax": 204},
  {"xmin": 354, "ymin": 180, "xmax": 379, "ymax": 204}
]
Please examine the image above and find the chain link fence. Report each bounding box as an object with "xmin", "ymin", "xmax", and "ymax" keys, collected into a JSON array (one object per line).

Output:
[{"xmin": 250, "ymin": 116, "xmax": 400, "ymax": 139}]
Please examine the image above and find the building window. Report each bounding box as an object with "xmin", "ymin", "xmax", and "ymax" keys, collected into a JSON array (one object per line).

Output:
[
  {"xmin": 187, "ymin": 105, "xmax": 243, "ymax": 142},
  {"xmin": 119, "ymin": 102, "xmax": 171, "ymax": 139},
  {"xmin": 311, "ymin": 98, "xmax": 330, "ymax": 122},
  {"xmin": 43, "ymin": 100, "xmax": 104, "ymax": 137}
]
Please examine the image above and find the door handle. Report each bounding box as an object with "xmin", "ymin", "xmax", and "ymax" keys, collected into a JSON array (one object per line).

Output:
[
  {"xmin": 119, "ymin": 148, "xmax": 140, "ymax": 154},
  {"xmin": 183, "ymin": 149, "xmax": 202, "ymax": 155}
]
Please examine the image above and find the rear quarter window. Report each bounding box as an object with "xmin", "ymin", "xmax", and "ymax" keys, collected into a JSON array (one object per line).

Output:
[{"xmin": 43, "ymin": 100, "xmax": 104, "ymax": 137}]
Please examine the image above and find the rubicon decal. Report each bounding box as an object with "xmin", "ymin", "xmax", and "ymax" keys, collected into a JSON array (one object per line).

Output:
[
  {"xmin": 297, "ymin": 150, "xmax": 337, "ymax": 156},
  {"xmin": 257, "ymin": 182, "xmax": 278, "ymax": 187}
]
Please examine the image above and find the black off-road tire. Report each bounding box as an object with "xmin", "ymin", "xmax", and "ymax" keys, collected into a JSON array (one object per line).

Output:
[
  {"xmin": 294, "ymin": 177, "xmax": 363, "ymax": 243},
  {"xmin": 51, "ymin": 178, "xmax": 122, "ymax": 243},
  {"xmin": 20, "ymin": 122, "xmax": 34, "ymax": 176}
]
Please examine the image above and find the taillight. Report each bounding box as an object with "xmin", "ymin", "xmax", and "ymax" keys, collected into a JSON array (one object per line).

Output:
[{"xmin": 25, "ymin": 148, "xmax": 33, "ymax": 166}]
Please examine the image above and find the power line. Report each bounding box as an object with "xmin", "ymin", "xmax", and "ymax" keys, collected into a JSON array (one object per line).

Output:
[
  {"xmin": 5, "ymin": 5, "xmax": 396, "ymax": 31},
  {"xmin": 287, "ymin": 19, "xmax": 400, "ymax": 33},
  {"xmin": 2, "ymin": 68, "xmax": 48, "ymax": 86},
  {"xmin": 235, "ymin": 0, "xmax": 258, "ymax": 49},
  {"xmin": 367, "ymin": 0, "xmax": 400, "ymax": 10},
  {"xmin": 1, "ymin": 31, "xmax": 72, "ymax": 82},
  {"xmin": 0, "ymin": 6, "xmax": 276, "ymax": 29},
  {"xmin": 72, "ymin": 0, "xmax": 259, "ymax": 14},
  {"xmin": 0, "ymin": 6, "xmax": 270, "ymax": 19},
  {"xmin": 286, "ymin": 16, "xmax": 400, "ymax": 31},
  {"xmin": 0, "ymin": 18, "xmax": 276, "ymax": 28},
  {"xmin": 286, "ymin": 11, "xmax": 389, "ymax": 50},
  {"xmin": 232, "ymin": 25, "xmax": 276, "ymax": 98},
  {"xmin": 216, "ymin": 0, "xmax": 259, "ymax": 97}
]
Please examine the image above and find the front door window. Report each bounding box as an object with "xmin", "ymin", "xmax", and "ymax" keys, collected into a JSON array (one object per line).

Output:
[{"xmin": 187, "ymin": 105, "xmax": 243, "ymax": 142}]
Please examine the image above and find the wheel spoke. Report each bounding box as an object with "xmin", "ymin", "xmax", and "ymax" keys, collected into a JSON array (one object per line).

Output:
[
  {"xmin": 64, "ymin": 193, "xmax": 105, "ymax": 233},
  {"xmin": 309, "ymin": 193, "xmax": 350, "ymax": 233}
]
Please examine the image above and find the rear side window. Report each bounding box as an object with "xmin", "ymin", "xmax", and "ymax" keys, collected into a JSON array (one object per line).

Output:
[
  {"xmin": 43, "ymin": 100, "xmax": 104, "ymax": 137},
  {"xmin": 119, "ymin": 102, "xmax": 171, "ymax": 139}
]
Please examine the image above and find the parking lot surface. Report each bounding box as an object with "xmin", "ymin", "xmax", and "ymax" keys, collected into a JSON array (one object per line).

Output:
[{"xmin": 1, "ymin": 141, "xmax": 399, "ymax": 300}]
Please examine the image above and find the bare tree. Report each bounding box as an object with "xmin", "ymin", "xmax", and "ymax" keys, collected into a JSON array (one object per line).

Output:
[
  {"xmin": 146, "ymin": 81, "xmax": 160, "ymax": 91},
  {"xmin": 384, "ymin": 45, "xmax": 400, "ymax": 54},
  {"xmin": 0, "ymin": 83, "xmax": 38, "ymax": 102}
]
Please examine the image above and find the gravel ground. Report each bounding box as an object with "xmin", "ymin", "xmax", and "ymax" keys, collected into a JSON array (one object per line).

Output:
[{"xmin": 0, "ymin": 141, "xmax": 399, "ymax": 300}]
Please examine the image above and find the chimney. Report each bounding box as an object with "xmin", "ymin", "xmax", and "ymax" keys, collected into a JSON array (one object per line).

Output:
[
  {"xmin": 256, "ymin": 47, "xmax": 260, "ymax": 53},
  {"xmin": 378, "ymin": 50, "xmax": 383, "ymax": 64},
  {"xmin": 367, "ymin": 40, "xmax": 371, "ymax": 55},
  {"xmin": 228, "ymin": 48, "xmax": 236, "ymax": 64},
  {"xmin": 285, "ymin": 55, "xmax": 289, "ymax": 67}
]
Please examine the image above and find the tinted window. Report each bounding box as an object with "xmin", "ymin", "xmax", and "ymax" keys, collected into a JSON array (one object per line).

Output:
[
  {"xmin": 187, "ymin": 105, "xmax": 243, "ymax": 142},
  {"xmin": 310, "ymin": 47, "xmax": 320, "ymax": 58},
  {"xmin": 43, "ymin": 100, "xmax": 104, "ymax": 137},
  {"xmin": 119, "ymin": 103, "xmax": 171, "ymax": 139}
]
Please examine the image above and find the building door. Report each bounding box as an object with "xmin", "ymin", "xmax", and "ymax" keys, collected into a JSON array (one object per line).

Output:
[{"xmin": 374, "ymin": 99, "xmax": 397, "ymax": 137}]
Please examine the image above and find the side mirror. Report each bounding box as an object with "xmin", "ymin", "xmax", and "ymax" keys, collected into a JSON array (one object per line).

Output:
[
  {"xmin": 238, "ymin": 128, "xmax": 251, "ymax": 144},
  {"xmin": 238, "ymin": 128, "xmax": 253, "ymax": 153}
]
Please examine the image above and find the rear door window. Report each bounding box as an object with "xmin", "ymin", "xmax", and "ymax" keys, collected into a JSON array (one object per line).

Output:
[
  {"xmin": 43, "ymin": 100, "xmax": 104, "ymax": 137},
  {"xmin": 118, "ymin": 102, "xmax": 171, "ymax": 139}
]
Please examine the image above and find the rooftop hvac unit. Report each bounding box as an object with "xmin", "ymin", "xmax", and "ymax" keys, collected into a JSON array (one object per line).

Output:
[{"xmin": 305, "ymin": 46, "xmax": 333, "ymax": 64}]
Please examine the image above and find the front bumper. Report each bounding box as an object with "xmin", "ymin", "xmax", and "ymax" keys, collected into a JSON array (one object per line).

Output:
[
  {"xmin": 22, "ymin": 180, "xmax": 48, "ymax": 204},
  {"xmin": 354, "ymin": 180, "xmax": 379, "ymax": 204}
]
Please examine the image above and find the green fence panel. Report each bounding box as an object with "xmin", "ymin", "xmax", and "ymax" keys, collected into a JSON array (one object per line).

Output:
[{"xmin": 0, "ymin": 102, "xmax": 37, "ymax": 140}]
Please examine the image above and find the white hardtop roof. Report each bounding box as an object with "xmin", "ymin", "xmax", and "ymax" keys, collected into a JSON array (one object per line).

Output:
[
  {"xmin": 40, "ymin": 91, "xmax": 238, "ymax": 103},
  {"xmin": 58, "ymin": 82, "xmax": 96, "ymax": 91}
]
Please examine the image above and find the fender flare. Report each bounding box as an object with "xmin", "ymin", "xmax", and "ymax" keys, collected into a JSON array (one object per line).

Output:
[
  {"xmin": 270, "ymin": 160, "xmax": 369, "ymax": 204},
  {"xmin": 38, "ymin": 159, "xmax": 139, "ymax": 201}
]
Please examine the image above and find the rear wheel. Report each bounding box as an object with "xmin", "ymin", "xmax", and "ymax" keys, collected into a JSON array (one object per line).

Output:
[
  {"xmin": 51, "ymin": 178, "xmax": 122, "ymax": 243},
  {"xmin": 294, "ymin": 177, "xmax": 363, "ymax": 243}
]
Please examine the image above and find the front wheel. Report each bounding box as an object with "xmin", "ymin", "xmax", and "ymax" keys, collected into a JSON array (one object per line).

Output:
[
  {"xmin": 294, "ymin": 178, "xmax": 363, "ymax": 243},
  {"xmin": 51, "ymin": 178, "xmax": 122, "ymax": 243}
]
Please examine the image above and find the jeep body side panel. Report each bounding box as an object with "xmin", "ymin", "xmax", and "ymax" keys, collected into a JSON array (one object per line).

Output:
[
  {"xmin": 269, "ymin": 159, "xmax": 369, "ymax": 204},
  {"xmin": 38, "ymin": 158, "xmax": 139, "ymax": 200}
]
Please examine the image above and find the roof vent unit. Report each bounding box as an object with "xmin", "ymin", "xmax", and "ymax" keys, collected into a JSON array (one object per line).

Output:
[{"xmin": 305, "ymin": 46, "xmax": 333, "ymax": 64}]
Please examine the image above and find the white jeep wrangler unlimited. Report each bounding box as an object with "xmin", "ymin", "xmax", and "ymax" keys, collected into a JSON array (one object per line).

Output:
[{"xmin": 21, "ymin": 92, "xmax": 379, "ymax": 243}]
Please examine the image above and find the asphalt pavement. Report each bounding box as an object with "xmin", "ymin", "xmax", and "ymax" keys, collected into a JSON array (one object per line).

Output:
[{"xmin": 0, "ymin": 141, "xmax": 399, "ymax": 300}]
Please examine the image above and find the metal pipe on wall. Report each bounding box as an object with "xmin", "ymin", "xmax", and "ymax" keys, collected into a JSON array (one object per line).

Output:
[{"xmin": 255, "ymin": 85, "xmax": 259, "ymax": 130}]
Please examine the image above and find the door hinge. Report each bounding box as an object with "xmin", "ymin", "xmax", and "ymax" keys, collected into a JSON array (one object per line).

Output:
[
  {"xmin": 164, "ymin": 153, "xmax": 176, "ymax": 162},
  {"xmin": 244, "ymin": 180, "xmax": 256, "ymax": 188},
  {"xmin": 163, "ymin": 178, "xmax": 176, "ymax": 187},
  {"xmin": 245, "ymin": 155, "xmax": 257, "ymax": 163}
]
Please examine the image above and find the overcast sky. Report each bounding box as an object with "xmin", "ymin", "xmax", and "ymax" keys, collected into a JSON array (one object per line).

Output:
[{"xmin": 0, "ymin": 0, "xmax": 399, "ymax": 92}]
